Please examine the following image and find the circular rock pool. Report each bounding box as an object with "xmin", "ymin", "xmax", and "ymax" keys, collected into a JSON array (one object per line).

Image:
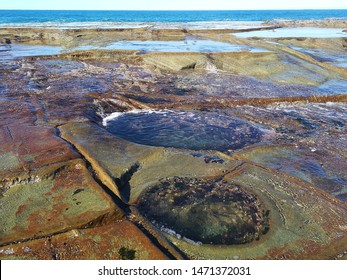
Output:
[
  {"xmin": 137, "ymin": 177, "xmax": 270, "ymax": 245},
  {"xmin": 104, "ymin": 110, "xmax": 267, "ymax": 151}
]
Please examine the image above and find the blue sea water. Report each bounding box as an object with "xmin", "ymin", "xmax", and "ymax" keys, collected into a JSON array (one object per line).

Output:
[{"xmin": 0, "ymin": 10, "xmax": 346, "ymax": 24}]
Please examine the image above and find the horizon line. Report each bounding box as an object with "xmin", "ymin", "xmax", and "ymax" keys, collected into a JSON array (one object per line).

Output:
[{"xmin": 1, "ymin": 8, "xmax": 347, "ymax": 11}]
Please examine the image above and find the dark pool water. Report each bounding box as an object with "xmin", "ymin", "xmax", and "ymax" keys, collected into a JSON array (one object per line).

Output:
[
  {"xmin": 104, "ymin": 110, "xmax": 266, "ymax": 151},
  {"xmin": 138, "ymin": 177, "xmax": 270, "ymax": 245}
]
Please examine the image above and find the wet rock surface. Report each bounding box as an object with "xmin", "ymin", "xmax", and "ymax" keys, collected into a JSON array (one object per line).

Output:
[
  {"xmin": 0, "ymin": 159, "xmax": 125, "ymax": 245},
  {"xmin": 0, "ymin": 221, "xmax": 169, "ymax": 260},
  {"xmin": 0, "ymin": 23, "xmax": 347, "ymax": 259}
]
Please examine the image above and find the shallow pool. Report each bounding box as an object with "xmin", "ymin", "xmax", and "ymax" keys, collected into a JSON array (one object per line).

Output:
[
  {"xmin": 318, "ymin": 79, "xmax": 347, "ymax": 94},
  {"xmin": 75, "ymin": 39, "xmax": 269, "ymax": 53},
  {"xmin": 290, "ymin": 46, "xmax": 347, "ymax": 68},
  {"xmin": 0, "ymin": 44, "xmax": 63, "ymax": 60}
]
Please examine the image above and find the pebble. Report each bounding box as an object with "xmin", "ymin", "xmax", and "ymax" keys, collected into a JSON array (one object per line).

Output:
[
  {"xmin": 4, "ymin": 248, "xmax": 14, "ymax": 255},
  {"xmin": 23, "ymin": 246, "xmax": 32, "ymax": 253}
]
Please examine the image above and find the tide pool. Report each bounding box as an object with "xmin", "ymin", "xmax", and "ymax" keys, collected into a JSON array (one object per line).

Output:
[
  {"xmin": 0, "ymin": 44, "xmax": 62, "ymax": 60},
  {"xmin": 74, "ymin": 39, "xmax": 269, "ymax": 53},
  {"xmin": 104, "ymin": 109, "xmax": 270, "ymax": 151}
]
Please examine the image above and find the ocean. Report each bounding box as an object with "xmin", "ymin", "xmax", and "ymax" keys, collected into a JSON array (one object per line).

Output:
[{"xmin": 0, "ymin": 9, "xmax": 346, "ymax": 24}]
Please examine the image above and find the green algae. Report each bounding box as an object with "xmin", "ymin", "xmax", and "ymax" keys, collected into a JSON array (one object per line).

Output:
[
  {"xmin": 0, "ymin": 161, "xmax": 117, "ymax": 245},
  {"xmin": 138, "ymin": 177, "xmax": 269, "ymax": 245},
  {"xmin": 0, "ymin": 152, "xmax": 20, "ymax": 171},
  {"xmin": 118, "ymin": 247, "xmax": 136, "ymax": 260}
]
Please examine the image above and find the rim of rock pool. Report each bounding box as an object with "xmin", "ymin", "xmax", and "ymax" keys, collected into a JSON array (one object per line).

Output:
[{"xmin": 137, "ymin": 177, "xmax": 270, "ymax": 246}]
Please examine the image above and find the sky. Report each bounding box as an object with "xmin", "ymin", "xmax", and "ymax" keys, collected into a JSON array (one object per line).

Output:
[{"xmin": 0, "ymin": 0, "xmax": 346, "ymax": 10}]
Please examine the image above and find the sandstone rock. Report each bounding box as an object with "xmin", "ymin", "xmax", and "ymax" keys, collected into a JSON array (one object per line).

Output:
[
  {"xmin": 0, "ymin": 221, "xmax": 169, "ymax": 260},
  {"xmin": 0, "ymin": 159, "xmax": 124, "ymax": 245},
  {"xmin": 0, "ymin": 125, "xmax": 79, "ymax": 192},
  {"xmin": 211, "ymin": 52, "xmax": 339, "ymax": 85},
  {"xmin": 143, "ymin": 53, "xmax": 208, "ymax": 71},
  {"xmin": 0, "ymin": 101, "xmax": 37, "ymax": 127},
  {"xmin": 235, "ymin": 145, "xmax": 347, "ymax": 202}
]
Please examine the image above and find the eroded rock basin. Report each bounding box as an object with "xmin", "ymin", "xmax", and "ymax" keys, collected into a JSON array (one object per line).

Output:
[
  {"xmin": 104, "ymin": 109, "xmax": 272, "ymax": 151},
  {"xmin": 138, "ymin": 177, "xmax": 270, "ymax": 245}
]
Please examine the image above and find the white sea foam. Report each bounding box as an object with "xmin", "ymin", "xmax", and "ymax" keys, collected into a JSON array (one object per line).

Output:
[
  {"xmin": 0, "ymin": 21, "xmax": 269, "ymax": 30},
  {"xmin": 102, "ymin": 112, "xmax": 124, "ymax": 126},
  {"xmin": 102, "ymin": 109, "xmax": 175, "ymax": 126},
  {"xmin": 0, "ymin": 21, "xmax": 152, "ymax": 29},
  {"xmin": 149, "ymin": 21, "xmax": 269, "ymax": 30}
]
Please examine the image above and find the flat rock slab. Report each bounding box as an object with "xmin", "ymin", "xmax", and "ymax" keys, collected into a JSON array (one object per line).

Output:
[
  {"xmin": 0, "ymin": 159, "xmax": 124, "ymax": 245},
  {"xmin": 142, "ymin": 51, "xmax": 343, "ymax": 87},
  {"xmin": 0, "ymin": 221, "xmax": 169, "ymax": 260},
  {"xmin": 0, "ymin": 125, "xmax": 79, "ymax": 183},
  {"xmin": 143, "ymin": 53, "xmax": 208, "ymax": 71},
  {"xmin": 0, "ymin": 100, "xmax": 37, "ymax": 127},
  {"xmin": 235, "ymin": 145, "xmax": 347, "ymax": 202}
]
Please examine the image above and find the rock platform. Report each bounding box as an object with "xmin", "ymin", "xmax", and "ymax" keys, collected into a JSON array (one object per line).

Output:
[{"xmin": 0, "ymin": 22, "xmax": 346, "ymax": 259}]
